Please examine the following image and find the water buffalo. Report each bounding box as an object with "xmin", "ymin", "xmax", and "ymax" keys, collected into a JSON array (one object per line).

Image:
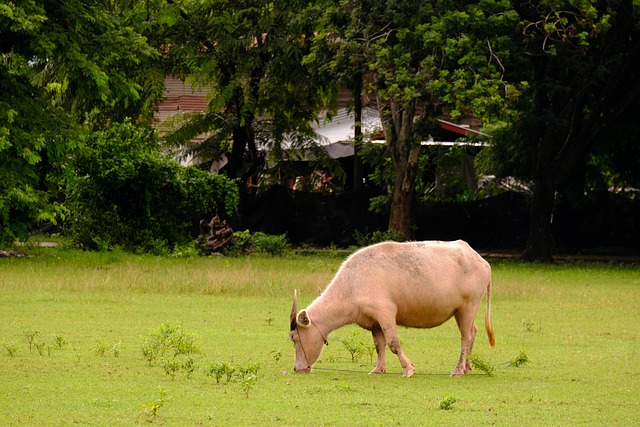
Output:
[{"xmin": 289, "ymin": 240, "xmax": 495, "ymax": 377}]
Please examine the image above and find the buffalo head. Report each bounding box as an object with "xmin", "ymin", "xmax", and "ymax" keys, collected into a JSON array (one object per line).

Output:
[{"xmin": 289, "ymin": 289, "xmax": 325, "ymax": 373}]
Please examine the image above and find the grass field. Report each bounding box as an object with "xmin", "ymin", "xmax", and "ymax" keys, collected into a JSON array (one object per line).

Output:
[{"xmin": 1, "ymin": 246, "xmax": 639, "ymax": 426}]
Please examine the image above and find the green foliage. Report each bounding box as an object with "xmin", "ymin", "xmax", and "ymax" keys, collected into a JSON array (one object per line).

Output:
[
  {"xmin": 162, "ymin": 0, "xmax": 331, "ymax": 181},
  {"xmin": 93, "ymin": 338, "xmax": 121, "ymax": 358},
  {"xmin": 34, "ymin": 340, "xmax": 47, "ymax": 356},
  {"xmin": 487, "ymin": 1, "xmax": 640, "ymax": 260},
  {"xmin": 24, "ymin": 330, "xmax": 38, "ymax": 352},
  {"xmin": 510, "ymin": 351, "xmax": 531, "ymax": 368},
  {"xmin": 2, "ymin": 340, "xmax": 18, "ymax": 357},
  {"xmin": 309, "ymin": 0, "xmax": 519, "ymax": 238},
  {"xmin": 206, "ymin": 362, "xmax": 233, "ymax": 384},
  {"xmin": 137, "ymin": 387, "xmax": 167, "ymax": 424},
  {"xmin": 438, "ymin": 395, "xmax": 459, "ymax": 411},
  {"xmin": 0, "ymin": 0, "xmax": 164, "ymax": 248},
  {"xmin": 52, "ymin": 334, "xmax": 67, "ymax": 349},
  {"xmin": 160, "ymin": 357, "xmax": 182, "ymax": 379},
  {"xmin": 140, "ymin": 322, "xmax": 199, "ymax": 367},
  {"xmin": 240, "ymin": 372, "xmax": 258, "ymax": 399},
  {"xmin": 1, "ymin": 251, "xmax": 640, "ymax": 424},
  {"xmin": 338, "ymin": 336, "xmax": 365, "ymax": 363},
  {"xmin": 225, "ymin": 230, "xmax": 290, "ymax": 256},
  {"xmin": 159, "ymin": 356, "xmax": 199, "ymax": 380},
  {"xmin": 65, "ymin": 120, "xmax": 239, "ymax": 253},
  {"xmin": 337, "ymin": 331, "xmax": 373, "ymax": 363},
  {"xmin": 469, "ymin": 354, "xmax": 496, "ymax": 376},
  {"xmin": 205, "ymin": 361, "xmax": 260, "ymax": 398}
]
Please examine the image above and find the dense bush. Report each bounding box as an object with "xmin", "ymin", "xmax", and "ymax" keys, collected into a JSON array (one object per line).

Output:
[
  {"xmin": 65, "ymin": 121, "xmax": 238, "ymax": 253},
  {"xmin": 224, "ymin": 230, "xmax": 290, "ymax": 256}
]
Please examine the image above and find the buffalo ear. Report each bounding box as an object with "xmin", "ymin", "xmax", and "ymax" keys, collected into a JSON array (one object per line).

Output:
[{"xmin": 296, "ymin": 309, "xmax": 311, "ymax": 327}]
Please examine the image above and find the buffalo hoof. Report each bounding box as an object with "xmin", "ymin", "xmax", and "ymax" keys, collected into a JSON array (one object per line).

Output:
[{"xmin": 402, "ymin": 364, "xmax": 416, "ymax": 378}]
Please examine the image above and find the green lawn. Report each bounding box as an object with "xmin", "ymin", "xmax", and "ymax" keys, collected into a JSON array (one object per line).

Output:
[{"xmin": 1, "ymin": 248, "xmax": 639, "ymax": 425}]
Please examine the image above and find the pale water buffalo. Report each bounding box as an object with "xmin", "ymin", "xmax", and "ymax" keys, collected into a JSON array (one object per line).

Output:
[{"xmin": 289, "ymin": 240, "xmax": 495, "ymax": 377}]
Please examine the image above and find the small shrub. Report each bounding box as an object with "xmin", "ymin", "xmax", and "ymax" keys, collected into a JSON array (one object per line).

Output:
[
  {"xmin": 182, "ymin": 356, "xmax": 197, "ymax": 379},
  {"xmin": 52, "ymin": 333, "xmax": 67, "ymax": 349},
  {"xmin": 25, "ymin": 330, "xmax": 38, "ymax": 351},
  {"xmin": 252, "ymin": 232, "xmax": 290, "ymax": 255},
  {"xmin": 160, "ymin": 357, "xmax": 181, "ymax": 379},
  {"xmin": 206, "ymin": 362, "xmax": 227, "ymax": 384},
  {"xmin": 34, "ymin": 341, "xmax": 46, "ymax": 356},
  {"xmin": 438, "ymin": 395, "xmax": 458, "ymax": 410},
  {"xmin": 236, "ymin": 363, "xmax": 260, "ymax": 380},
  {"xmin": 140, "ymin": 322, "xmax": 199, "ymax": 366},
  {"xmin": 223, "ymin": 361, "xmax": 236, "ymax": 383},
  {"xmin": 2, "ymin": 340, "xmax": 18, "ymax": 357},
  {"xmin": 240, "ymin": 373, "xmax": 258, "ymax": 399},
  {"xmin": 171, "ymin": 243, "xmax": 202, "ymax": 258},
  {"xmin": 469, "ymin": 354, "xmax": 495, "ymax": 376},
  {"xmin": 522, "ymin": 319, "xmax": 541, "ymax": 333},
  {"xmin": 224, "ymin": 230, "xmax": 254, "ymax": 255},
  {"xmin": 225, "ymin": 231, "xmax": 290, "ymax": 256},
  {"xmin": 205, "ymin": 361, "xmax": 260, "ymax": 398},
  {"xmin": 137, "ymin": 387, "xmax": 167, "ymax": 423},
  {"xmin": 510, "ymin": 351, "xmax": 530, "ymax": 367},
  {"xmin": 337, "ymin": 331, "xmax": 369, "ymax": 363},
  {"xmin": 93, "ymin": 338, "xmax": 121, "ymax": 357}
]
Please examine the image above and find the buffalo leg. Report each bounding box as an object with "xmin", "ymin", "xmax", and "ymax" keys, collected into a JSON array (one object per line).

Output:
[
  {"xmin": 452, "ymin": 310, "xmax": 478, "ymax": 376},
  {"xmin": 466, "ymin": 324, "xmax": 478, "ymax": 372},
  {"xmin": 381, "ymin": 322, "xmax": 415, "ymax": 377},
  {"xmin": 369, "ymin": 328, "xmax": 387, "ymax": 374}
]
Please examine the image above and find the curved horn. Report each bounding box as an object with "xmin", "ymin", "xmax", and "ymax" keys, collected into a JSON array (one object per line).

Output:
[{"xmin": 290, "ymin": 289, "xmax": 298, "ymax": 330}]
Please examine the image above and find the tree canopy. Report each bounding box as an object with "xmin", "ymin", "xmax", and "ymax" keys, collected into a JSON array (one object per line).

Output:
[
  {"xmin": 485, "ymin": 0, "xmax": 640, "ymax": 261},
  {"xmin": 307, "ymin": 0, "xmax": 518, "ymax": 239},
  {"xmin": 1, "ymin": 0, "xmax": 638, "ymax": 258},
  {"xmin": 1, "ymin": 0, "xmax": 166, "ymax": 247},
  {"xmin": 160, "ymin": 0, "xmax": 335, "ymax": 182}
]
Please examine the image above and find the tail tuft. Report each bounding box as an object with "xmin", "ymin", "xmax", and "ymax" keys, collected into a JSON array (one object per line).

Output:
[{"xmin": 485, "ymin": 277, "xmax": 496, "ymax": 347}]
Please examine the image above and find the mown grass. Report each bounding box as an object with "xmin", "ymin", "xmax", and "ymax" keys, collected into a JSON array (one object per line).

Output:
[{"xmin": 1, "ymin": 246, "xmax": 639, "ymax": 426}]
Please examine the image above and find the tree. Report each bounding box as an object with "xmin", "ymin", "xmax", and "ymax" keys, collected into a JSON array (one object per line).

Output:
[
  {"xmin": 161, "ymin": 0, "xmax": 335, "ymax": 184},
  {"xmin": 311, "ymin": 0, "xmax": 517, "ymax": 239},
  {"xmin": 0, "ymin": 0, "xmax": 163, "ymax": 247},
  {"xmin": 489, "ymin": 0, "xmax": 640, "ymax": 261},
  {"xmin": 303, "ymin": 1, "xmax": 371, "ymax": 193},
  {"xmin": 65, "ymin": 120, "xmax": 238, "ymax": 252}
]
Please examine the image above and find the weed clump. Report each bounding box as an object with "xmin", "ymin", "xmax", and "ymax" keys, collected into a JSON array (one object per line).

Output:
[
  {"xmin": 510, "ymin": 351, "xmax": 530, "ymax": 367},
  {"xmin": 438, "ymin": 395, "xmax": 459, "ymax": 410},
  {"xmin": 137, "ymin": 387, "xmax": 167, "ymax": 423},
  {"xmin": 336, "ymin": 331, "xmax": 375, "ymax": 364},
  {"xmin": 206, "ymin": 361, "xmax": 260, "ymax": 398},
  {"xmin": 469, "ymin": 354, "xmax": 496, "ymax": 376},
  {"xmin": 140, "ymin": 322, "xmax": 199, "ymax": 367},
  {"xmin": 2, "ymin": 340, "xmax": 18, "ymax": 357}
]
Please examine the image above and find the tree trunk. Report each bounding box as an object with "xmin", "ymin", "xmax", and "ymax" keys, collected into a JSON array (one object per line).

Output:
[
  {"xmin": 227, "ymin": 125, "xmax": 251, "ymax": 180},
  {"xmin": 385, "ymin": 123, "xmax": 421, "ymax": 240},
  {"xmin": 388, "ymin": 164, "xmax": 417, "ymax": 239},
  {"xmin": 378, "ymin": 96, "xmax": 422, "ymax": 241},
  {"xmin": 226, "ymin": 117, "xmax": 261, "ymax": 183}
]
